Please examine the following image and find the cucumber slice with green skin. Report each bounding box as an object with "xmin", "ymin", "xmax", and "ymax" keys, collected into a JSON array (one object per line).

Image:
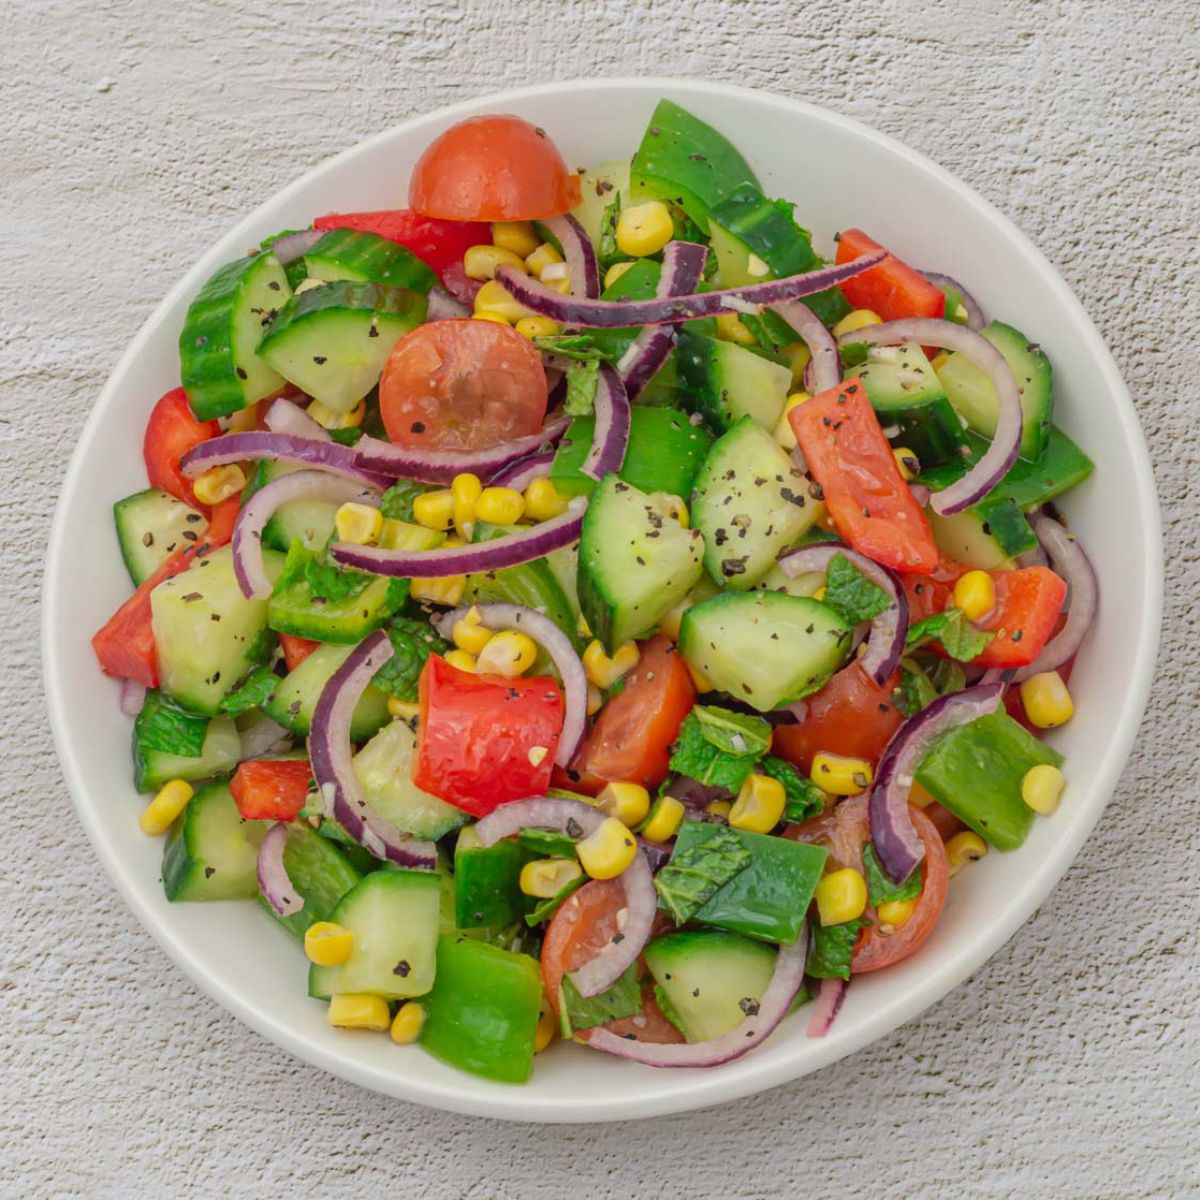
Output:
[
  {"xmin": 179, "ymin": 252, "xmax": 292, "ymax": 420},
  {"xmin": 856, "ymin": 342, "xmax": 971, "ymax": 467},
  {"xmin": 679, "ymin": 591, "xmax": 852, "ymax": 712},
  {"xmin": 150, "ymin": 544, "xmax": 284, "ymax": 717},
  {"xmin": 550, "ymin": 407, "xmax": 712, "ymax": 500},
  {"xmin": 571, "ymin": 160, "xmax": 631, "ymax": 246},
  {"xmin": 629, "ymin": 98, "xmax": 760, "ymax": 233},
  {"xmin": 162, "ymin": 782, "xmax": 268, "ymax": 901},
  {"xmin": 578, "ymin": 476, "xmax": 705, "ymax": 652},
  {"xmin": 308, "ymin": 869, "xmax": 441, "ymax": 1000},
  {"xmin": 676, "ymin": 332, "xmax": 791, "ymax": 434},
  {"xmin": 928, "ymin": 496, "xmax": 1037, "ymax": 569},
  {"xmin": 245, "ymin": 460, "xmax": 339, "ymax": 552},
  {"xmin": 132, "ymin": 691, "xmax": 242, "ymax": 793},
  {"xmin": 935, "ymin": 320, "xmax": 1053, "ymax": 462},
  {"xmin": 644, "ymin": 930, "xmax": 777, "ymax": 1043},
  {"xmin": 707, "ymin": 182, "xmax": 819, "ymax": 288},
  {"xmin": 915, "ymin": 711, "xmax": 1063, "ymax": 851},
  {"xmin": 352, "ymin": 719, "xmax": 468, "ymax": 841},
  {"xmin": 262, "ymin": 642, "xmax": 391, "ymax": 741},
  {"xmin": 303, "ymin": 228, "xmax": 437, "ymax": 293},
  {"xmin": 454, "ymin": 832, "xmax": 538, "ymax": 929},
  {"xmin": 257, "ymin": 280, "xmax": 427, "ymax": 414},
  {"xmin": 258, "ymin": 821, "xmax": 363, "ymax": 940},
  {"xmin": 690, "ymin": 416, "xmax": 820, "ymax": 590},
  {"xmin": 114, "ymin": 488, "xmax": 209, "ymax": 585}
]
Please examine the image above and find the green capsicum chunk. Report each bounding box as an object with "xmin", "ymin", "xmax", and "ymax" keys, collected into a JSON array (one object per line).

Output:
[{"xmin": 453, "ymin": 836, "xmax": 538, "ymax": 929}]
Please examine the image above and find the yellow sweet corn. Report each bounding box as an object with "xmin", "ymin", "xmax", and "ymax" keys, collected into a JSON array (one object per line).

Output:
[
  {"xmin": 139, "ymin": 779, "xmax": 193, "ymax": 836},
  {"xmin": 706, "ymin": 799, "xmax": 733, "ymax": 820},
  {"xmin": 815, "ymin": 868, "xmax": 868, "ymax": 926},
  {"xmin": 595, "ymin": 781, "xmax": 651, "ymax": 828},
  {"xmin": 463, "ymin": 244, "xmax": 528, "ymax": 281},
  {"xmin": 192, "ymin": 464, "xmax": 246, "ymax": 507},
  {"xmin": 327, "ymin": 994, "xmax": 390, "ymax": 1031},
  {"xmin": 582, "ymin": 639, "xmax": 639, "ymax": 690},
  {"xmin": 1021, "ymin": 763, "xmax": 1066, "ymax": 815},
  {"xmin": 471, "ymin": 310, "xmax": 511, "ymax": 325},
  {"xmin": 833, "ymin": 309, "xmax": 883, "ymax": 338},
  {"xmin": 387, "ymin": 697, "xmax": 420, "ymax": 721},
  {"xmin": 892, "ymin": 447, "xmax": 921, "ymax": 482},
  {"xmin": 953, "ymin": 569, "xmax": 996, "ymax": 622},
  {"xmin": 492, "ymin": 221, "xmax": 540, "ymax": 258},
  {"xmin": 714, "ymin": 313, "xmax": 757, "ymax": 347},
  {"xmin": 946, "ymin": 831, "xmax": 988, "ymax": 876},
  {"xmin": 780, "ymin": 341, "xmax": 812, "ymax": 385},
  {"xmin": 444, "ymin": 648, "xmax": 477, "ymax": 673},
  {"xmin": 773, "ymin": 391, "xmax": 812, "ymax": 450},
  {"xmin": 450, "ymin": 472, "xmax": 482, "ymax": 540},
  {"xmin": 876, "ymin": 897, "xmax": 917, "ymax": 931},
  {"xmin": 412, "ymin": 489, "xmax": 455, "ymax": 531},
  {"xmin": 729, "ymin": 773, "xmax": 786, "ymax": 834},
  {"xmin": 473, "ymin": 279, "xmax": 533, "ymax": 322},
  {"xmin": 641, "ymin": 795, "xmax": 685, "ymax": 843},
  {"xmin": 452, "ymin": 608, "xmax": 494, "ymax": 656},
  {"xmin": 603, "ymin": 261, "xmax": 635, "ymax": 289},
  {"xmin": 476, "ymin": 630, "xmax": 538, "ymax": 677},
  {"xmin": 475, "ymin": 486, "xmax": 525, "ymax": 526},
  {"xmin": 534, "ymin": 999, "xmax": 557, "ymax": 1053},
  {"xmin": 334, "ymin": 501, "xmax": 383, "ymax": 546},
  {"xmin": 810, "ymin": 752, "xmax": 874, "ymax": 796},
  {"xmin": 523, "ymin": 478, "xmax": 570, "ymax": 522},
  {"xmin": 308, "ymin": 398, "xmax": 366, "ymax": 430},
  {"xmin": 524, "ymin": 242, "xmax": 564, "ymax": 278},
  {"xmin": 519, "ymin": 857, "xmax": 583, "ymax": 899},
  {"xmin": 514, "ymin": 316, "xmax": 560, "ymax": 340},
  {"xmin": 410, "ymin": 573, "xmax": 466, "ymax": 606},
  {"xmin": 616, "ymin": 201, "xmax": 674, "ymax": 257},
  {"xmin": 586, "ymin": 683, "xmax": 603, "ymax": 716},
  {"xmin": 577, "ymin": 817, "xmax": 639, "ymax": 879},
  {"xmin": 1019, "ymin": 671, "xmax": 1074, "ymax": 729},
  {"xmin": 389, "ymin": 1001, "xmax": 425, "ymax": 1044},
  {"xmin": 304, "ymin": 921, "xmax": 354, "ymax": 967}
]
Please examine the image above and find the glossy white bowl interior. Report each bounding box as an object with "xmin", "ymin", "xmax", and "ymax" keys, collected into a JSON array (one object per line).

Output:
[{"xmin": 43, "ymin": 78, "xmax": 1161, "ymax": 1122}]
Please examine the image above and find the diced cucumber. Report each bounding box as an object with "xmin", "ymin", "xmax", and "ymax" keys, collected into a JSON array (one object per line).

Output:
[
  {"xmin": 571, "ymin": 159, "xmax": 631, "ymax": 246},
  {"xmin": 162, "ymin": 781, "xmax": 268, "ymax": 901},
  {"xmin": 257, "ymin": 280, "xmax": 426, "ymax": 414},
  {"xmin": 259, "ymin": 821, "xmax": 364, "ymax": 940},
  {"xmin": 262, "ymin": 642, "xmax": 391, "ymax": 741},
  {"xmin": 676, "ymin": 332, "xmax": 791, "ymax": 433},
  {"xmin": 578, "ymin": 476, "xmax": 705, "ymax": 652},
  {"xmin": 303, "ymin": 228, "xmax": 437, "ymax": 293},
  {"xmin": 352, "ymin": 719, "xmax": 468, "ymax": 841},
  {"xmin": 679, "ymin": 591, "xmax": 852, "ymax": 712},
  {"xmin": 132, "ymin": 690, "xmax": 242, "ymax": 793},
  {"xmin": 644, "ymin": 930, "xmax": 777, "ymax": 1043},
  {"xmin": 179, "ymin": 251, "xmax": 292, "ymax": 420},
  {"xmin": 308, "ymin": 869, "xmax": 441, "ymax": 1000},
  {"xmin": 246, "ymin": 460, "xmax": 339, "ymax": 552},
  {"xmin": 928, "ymin": 498, "xmax": 1036, "ymax": 570},
  {"xmin": 150, "ymin": 544, "xmax": 284, "ymax": 717},
  {"xmin": 707, "ymin": 182, "xmax": 819, "ymax": 288},
  {"xmin": 113, "ymin": 488, "xmax": 208, "ymax": 585},
  {"xmin": 690, "ymin": 416, "xmax": 821, "ymax": 589}
]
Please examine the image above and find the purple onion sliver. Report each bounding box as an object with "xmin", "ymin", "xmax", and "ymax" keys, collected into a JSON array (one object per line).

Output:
[
  {"xmin": 258, "ymin": 822, "xmax": 304, "ymax": 917},
  {"xmin": 180, "ymin": 431, "xmax": 388, "ymax": 488},
  {"xmin": 488, "ymin": 450, "xmax": 554, "ymax": 492},
  {"xmin": 806, "ymin": 977, "xmax": 848, "ymax": 1038},
  {"xmin": 263, "ymin": 398, "xmax": 332, "ymax": 442},
  {"xmin": 771, "ymin": 299, "xmax": 841, "ymax": 394},
  {"xmin": 237, "ymin": 712, "xmax": 294, "ymax": 760},
  {"xmin": 426, "ymin": 286, "xmax": 470, "ymax": 321},
  {"xmin": 540, "ymin": 213, "xmax": 600, "ymax": 299},
  {"xmin": 908, "ymin": 482, "xmax": 932, "ymax": 508},
  {"xmin": 119, "ymin": 678, "xmax": 146, "ymax": 717},
  {"xmin": 267, "ymin": 229, "xmax": 323, "ymax": 266},
  {"xmin": 580, "ymin": 365, "xmax": 631, "ymax": 481},
  {"xmin": 921, "ymin": 270, "xmax": 985, "ymax": 331}
]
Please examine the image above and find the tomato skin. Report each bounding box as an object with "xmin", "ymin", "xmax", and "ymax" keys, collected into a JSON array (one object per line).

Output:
[
  {"xmin": 379, "ymin": 320, "xmax": 548, "ymax": 451},
  {"xmin": 311, "ymin": 209, "xmax": 489, "ymax": 280},
  {"xmin": 414, "ymin": 656, "xmax": 563, "ymax": 816},
  {"xmin": 410, "ymin": 115, "xmax": 582, "ymax": 222},
  {"xmin": 792, "ymin": 379, "xmax": 938, "ymax": 573},
  {"xmin": 229, "ymin": 758, "xmax": 311, "ymax": 821},
  {"xmin": 278, "ymin": 633, "xmax": 319, "ymax": 672},
  {"xmin": 835, "ymin": 229, "xmax": 946, "ymax": 323},
  {"xmin": 143, "ymin": 388, "xmax": 219, "ymax": 506},
  {"xmin": 571, "ymin": 636, "xmax": 696, "ymax": 793}
]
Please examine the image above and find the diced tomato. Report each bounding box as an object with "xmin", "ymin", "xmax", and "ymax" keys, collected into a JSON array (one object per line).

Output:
[
  {"xmin": 311, "ymin": 209, "xmax": 489, "ymax": 281},
  {"xmin": 570, "ymin": 636, "xmax": 696, "ymax": 793},
  {"xmin": 414, "ymin": 655, "xmax": 564, "ymax": 816},
  {"xmin": 229, "ymin": 758, "xmax": 312, "ymax": 822},
  {"xmin": 143, "ymin": 388, "xmax": 220, "ymax": 506},
  {"xmin": 792, "ymin": 379, "xmax": 938, "ymax": 573},
  {"xmin": 279, "ymin": 633, "xmax": 320, "ymax": 672},
  {"xmin": 409, "ymin": 115, "xmax": 582, "ymax": 222},
  {"xmin": 835, "ymin": 229, "xmax": 946, "ymax": 323}
]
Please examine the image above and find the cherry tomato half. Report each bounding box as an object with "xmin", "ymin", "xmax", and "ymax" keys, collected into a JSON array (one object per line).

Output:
[{"xmin": 143, "ymin": 388, "xmax": 219, "ymax": 507}]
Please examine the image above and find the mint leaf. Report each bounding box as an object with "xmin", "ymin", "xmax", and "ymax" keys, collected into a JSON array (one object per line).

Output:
[
  {"xmin": 597, "ymin": 194, "xmax": 630, "ymax": 271},
  {"xmin": 892, "ymin": 654, "xmax": 966, "ymax": 717},
  {"xmin": 134, "ymin": 691, "xmax": 210, "ymax": 759},
  {"xmin": 862, "ymin": 842, "xmax": 922, "ymax": 906},
  {"xmin": 531, "ymin": 334, "xmax": 615, "ymax": 363},
  {"xmin": 304, "ymin": 550, "xmax": 366, "ymax": 603},
  {"xmin": 380, "ymin": 479, "xmax": 435, "ymax": 523},
  {"xmin": 668, "ymin": 713, "xmax": 759, "ymax": 793},
  {"xmin": 806, "ymin": 916, "xmax": 869, "ymax": 980},
  {"xmin": 905, "ymin": 607, "xmax": 996, "ymax": 662},
  {"xmin": 692, "ymin": 705, "xmax": 772, "ymax": 758},
  {"xmin": 328, "ymin": 426, "xmax": 363, "ymax": 447},
  {"xmin": 824, "ymin": 552, "xmax": 891, "ymax": 627},
  {"xmin": 653, "ymin": 824, "xmax": 752, "ymax": 924},
  {"xmin": 758, "ymin": 755, "xmax": 825, "ymax": 823},
  {"xmin": 219, "ymin": 665, "xmax": 278, "ymax": 716},
  {"xmin": 372, "ymin": 616, "xmax": 447, "ymax": 701},
  {"xmin": 517, "ymin": 828, "xmax": 577, "ymax": 858},
  {"xmin": 559, "ymin": 962, "xmax": 642, "ymax": 1034},
  {"xmin": 524, "ymin": 873, "xmax": 585, "ymax": 927},
  {"xmin": 564, "ymin": 359, "xmax": 600, "ymax": 417}
]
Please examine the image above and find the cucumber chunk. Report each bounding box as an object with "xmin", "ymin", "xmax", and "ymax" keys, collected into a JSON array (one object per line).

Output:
[
  {"xmin": 679, "ymin": 591, "xmax": 852, "ymax": 712},
  {"xmin": 132, "ymin": 690, "xmax": 242, "ymax": 793},
  {"xmin": 707, "ymin": 182, "xmax": 819, "ymax": 288},
  {"xmin": 303, "ymin": 228, "xmax": 437, "ymax": 293},
  {"xmin": 245, "ymin": 460, "xmax": 339, "ymax": 552},
  {"xmin": 162, "ymin": 781, "xmax": 268, "ymax": 901},
  {"xmin": 676, "ymin": 332, "xmax": 791, "ymax": 433},
  {"xmin": 259, "ymin": 821, "xmax": 364, "ymax": 940},
  {"xmin": 179, "ymin": 252, "xmax": 292, "ymax": 420},
  {"xmin": 928, "ymin": 498, "xmax": 1036, "ymax": 570},
  {"xmin": 114, "ymin": 488, "xmax": 208, "ymax": 585},
  {"xmin": 570, "ymin": 159, "xmax": 631, "ymax": 246},
  {"xmin": 263, "ymin": 642, "xmax": 391, "ymax": 741},
  {"xmin": 308, "ymin": 869, "xmax": 441, "ymax": 1000}
]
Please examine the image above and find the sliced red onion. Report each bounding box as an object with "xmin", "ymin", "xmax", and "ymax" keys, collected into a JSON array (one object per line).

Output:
[
  {"xmin": 268, "ymin": 229, "xmax": 323, "ymax": 266},
  {"xmin": 232, "ymin": 470, "xmax": 379, "ymax": 599},
  {"xmin": 331, "ymin": 497, "xmax": 586, "ymax": 578},
  {"xmin": 1012, "ymin": 515, "xmax": 1097, "ymax": 684},
  {"xmin": 181, "ymin": 431, "xmax": 389, "ymax": 488},
  {"xmin": 978, "ymin": 668, "xmax": 1014, "ymax": 687},
  {"xmin": 1018, "ymin": 545, "xmax": 1049, "ymax": 570},
  {"xmin": 439, "ymin": 261, "xmax": 481, "ymax": 307},
  {"xmin": 771, "ymin": 299, "xmax": 840, "ymax": 394},
  {"xmin": 488, "ymin": 450, "xmax": 554, "ymax": 491},
  {"xmin": 540, "ymin": 213, "xmax": 600, "ymax": 299},
  {"xmin": 309, "ymin": 631, "xmax": 437, "ymax": 869},
  {"xmin": 473, "ymin": 797, "xmax": 656, "ymax": 997},
  {"xmin": 237, "ymin": 712, "xmax": 294, "ymax": 760},
  {"xmin": 617, "ymin": 241, "xmax": 708, "ymax": 400},
  {"xmin": 493, "ymin": 249, "xmax": 886, "ymax": 329},
  {"xmin": 351, "ymin": 416, "xmax": 571, "ymax": 485},
  {"xmin": 426, "ymin": 286, "xmax": 470, "ymax": 321},
  {"xmin": 806, "ymin": 977, "xmax": 848, "ymax": 1038},
  {"xmin": 837, "ymin": 319, "xmax": 1021, "ymax": 516},
  {"xmin": 119, "ymin": 678, "xmax": 146, "ymax": 717},
  {"xmin": 921, "ymin": 270, "xmax": 985, "ymax": 331},
  {"xmin": 263, "ymin": 398, "xmax": 332, "ymax": 442},
  {"xmin": 778, "ymin": 544, "xmax": 908, "ymax": 685},
  {"xmin": 581, "ymin": 365, "xmax": 630, "ymax": 481},
  {"xmin": 585, "ymin": 927, "xmax": 808, "ymax": 1068},
  {"xmin": 258, "ymin": 822, "xmax": 304, "ymax": 916},
  {"xmin": 434, "ymin": 603, "xmax": 587, "ymax": 767},
  {"xmin": 908, "ymin": 482, "xmax": 932, "ymax": 508},
  {"xmin": 637, "ymin": 837, "xmax": 672, "ymax": 874},
  {"xmin": 870, "ymin": 683, "xmax": 1003, "ymax": 882}
]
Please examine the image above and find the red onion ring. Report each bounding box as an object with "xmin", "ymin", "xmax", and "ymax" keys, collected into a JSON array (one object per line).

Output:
[
  {"xmin": 119, "ymin": 678, "xmax": 146, "ymax": 717},
  {"xmin": 870, "ymin": 683, "xmax": 1003, "ymax": 881},
  {"xmin": 267, "ymin": 229, "xmax": 323, "ymax": 265},
  {"xmin": 777, "ymin": 545, "xmax": 909, "ymax": 685},
  {"xmin": 806, "ymin": 976, "xmax": 848, "ymax": 1038},
  {"xmin": 1012, "ymin": 515, "xmax": 1097, "ymax": 684},
  {"xmin": 330, "ymin": 497, "xmax": 586, "ymax": 578},
  {"xmin": 908, "ymin": 482, "xmax": 932, "ymax": 508},
  {"xmin": 309, "ymin": 631, "xmax": 437, "ymax": 869},
  {"xmin": 181, "ymin": 431, "xmax": 389, "ymax": 488},
  {"xmin": 837, "ymin": 319, "xmax": 1021, "ymax": 517},
  {"xmin": 238, "ymin": 713, "xmax": 294, "ymax": 760},
  {"xmin": 539, "ymin": 213, "xmax": 600, "ymax": 299},
  {"xmin": 434, "ymin": 603, "xmax": 587, "ymax": 767},
  {"xmin": 263, "ymin": 398, "xmax": 332, "ymax": 442},
  {"xmin": 488, "ymin": 450, "xmax": 554, "ymax": 491},
  {"xmin": 771, "ymin": 299, "xmax": 841, "ymax": 394},
  {"xmin": 473, "ymin": 797, "xmax": 656, "ymax": 997},
  {"xmin": 581, "ymin": 365, "xmax": 630, "ymax": 481},
  {"xmin": 258, "ymin": 821, "xmax": 304, "ymax": 916},
  {"xmin": 921, "ymin": 270, "xmax": 985, "ymax": 331},
  {"xmin": 426, "ymin": 286, "xmax": 471, "ymax": 321},
  {"xmin": 493, "ymin": 248, "xmax": 886, "ymax": 329},
  {"xmin": 584, "ymin": 927, "xmax": 808, "ymax": 1068}
]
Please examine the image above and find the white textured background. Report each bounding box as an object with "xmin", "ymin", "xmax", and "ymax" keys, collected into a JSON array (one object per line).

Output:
[{"xmin": 3, "ymin": 1, "xmax": 1198, "ymax": 1196}]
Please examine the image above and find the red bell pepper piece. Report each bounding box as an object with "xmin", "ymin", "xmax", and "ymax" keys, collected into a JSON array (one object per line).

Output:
[
  {"xmin": 278, "ymin": 633, "xmax": 320, "ymax": 672},
  {"xmin": 835, "ymin": 229, "xmax": 946, "ymax": 323},
  {"xmin": 143, "ymin": 388, "xmax": 220, "ymax": 507},
  {"xmin": 230, "ymin": 758, "xmax": 312, "ymax": 821},
  {"xmin": 312, "ymin": 210, "xmax": 490, "ymax": 282}
]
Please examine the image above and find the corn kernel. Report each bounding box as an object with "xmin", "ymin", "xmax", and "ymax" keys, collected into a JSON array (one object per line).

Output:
[
  {"xmin": 463, "ymin": 244, "xmax": 528, "ymax": 281},
  {"xmin": 876, "ymin": 897, "xmax": 917, "ymax": 931},
  {"xmin": 334, "ymin": 501, "xmax": 383, "ymax": 546},
  {"xmin": 815, "ymin": 868, "xmax": 868, "ymax": 926},
  {"xmin": 577, "ymin": 816, "xmax": 638, "ymax": 879},
  {"xmin": 327, "ymin": 994, "xmax": 390, "ymax": 1031},
  {"xmin": 473, "ymin": 278, "xmax": 533, "ymax": 322},
  {"xmin": 1019, "ymin": 671, "xmax": 1074, "ymax": 729},
  {"xmin": 514, "ymin": 316, "xmax": 560, "ymax": 340},
  {"xmin": 946, "ymin": 831, "xmax": 988, "ymax": 876},
  {"xmin": 450, "ymin": 472, "xmax": 482, "ymax": 540},
  {"xmin": 658, "ymin": 598, "xmax": 689, "ymax": 642},
  {"xmin": 595, "ymin": 781, "xmax": 651, "ymax": 828},
  {"xmin": 452, "ymin": 612, "xmax": 494, "ymax": 656},
  {"xmin": 641, "ymin": 795, "xmax": 685, "ymax": 843},
  {"xmin": 139, "ymin": 779, "xmax": 193, "ymax": 836},
  {"xmin": 650, "ymin": 492, "xmax": 689, "ymax": 528},
  {"xmin": 192, "ymin": 464, "xmax": 246, "ymax": 507},
  {"xmin": 525, "ymin": 242, "xmax": 564, "ymax": 278},
  {"xmin": 520, "ymin": 857, "xmax": 583, "ymax": 898},
  {"xmin": 953, "ymin": 569, "xmax": 996, "ymax": 622},
  {"xmin": 930, "ymin": 350, "xmax": 952, "ymax": 372},
  {"xmin": 225, "ymin": 405, "xmax": 259, "ymax": 433},
  {"xmin": 541, "ymin": 270, "xmax": 572, "ymax": 295},
  {"xmin": 492, "ymin": 220, "xmax": 540, "ymax": 258},
  {"xmin": 706, "ymin": 799, "xmax": 732, "ymax": 820},
  {"xmin": 812, "ymin": 586, "xmax": 827, "ymax": 602},
  {"xmin": 603, "ymin": 261, "xmax": 635, "ymax": 289},
  {"xmin": 730, "ymin": 773, "xmax": 787, "ymax": 834},
  {"xmin": 582, "ymin": 639, "xmax": 639, "ymax": 690},
  {"xmin": 833, "ymin": 309, "xmax": 883, "ymax": 338},
  {"xmin": 410, "ymin": 574, "xmax": 466, "ymax": 606},
  {"xmin": 389, "ymin": 1001, "xmax": 425, "ymax": 1044},
  {"xmin": 475, "ymin": 486, "xmax": 526, "ymax": 526},
  {"xmin": 773, "ymin": 391, "xmax": 812, "ymax": 449},
  {"xmin": 304, "ymin": 921, "xmax": 354, "ymax": 967},
  {"xmin": 476, "ymin": 630, "xmax": 538, "ymax": 677},
  {"xmin": 534, "ymin": 999, "xmax": 557, "ymax": 1053},
  {"xmin": 523, "ymin": 477, "xmax": 570, "ymax": 522},
  {"xmin": 686, "ymin": 662, "xmax": 714, "ymax": 693},
  {"xmin": 444, "ymin": 648, "xmax": 477, "ymax": 673},
  {"xmin": 714, "ymin": 313, "xmax": 757, "ymax": 347},
  {"xmin": 387, "ymin": 697, "xmax": 420, "ymax": 721},
  {"xmin": 1021, "ymin": 763, "xmax": 1066, "ymax": 815},
  {"xmin": 892, "ymin": 447, "xmax": 921, "ymax": 482},
  {"xmin": 472, "ymin": 309, "xmax": 511, "ymax": 325},
  {"xmin": 412, "ymin": 489, "xmax": 455, "ymax": 531},
  {"xmin": 307, "ymin": 397, "xmax": 366, "ymax": 429},
  {"xmin": 587, "ymin": 683, "xmax": 603, "ymax": 715},
  {"xmin": 780, "ymin": 341, "xmax": 812, "ymax": 385},
  {"xmin": 616, "ymin": 200, "xmax": 674, "ymax": 257},
  {"xmin": 810, "ymin": 752, "xmax": 873, "ymax": 796}
]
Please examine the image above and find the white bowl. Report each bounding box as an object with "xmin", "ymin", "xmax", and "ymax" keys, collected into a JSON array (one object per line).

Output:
[{"xmin": 43, "ymin": 78, "xmax": 1162, "ymax": 1122}]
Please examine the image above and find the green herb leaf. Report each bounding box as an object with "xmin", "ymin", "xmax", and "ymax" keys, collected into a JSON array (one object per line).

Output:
[
  {"xmin": 564, "ymin": 359, "xmax": 600, "ymax": 417},
  {"xmin": 862, "ymin": 842, "xmax": 923, "ymax": 906},
  {"xmin": 517, "ymin": 828, "xmax": 578, "ymax": 858},
  {"xmin": 824, "ymin": 552, "xmax": 892, "ymax": 626},
  {"xmin": 304, "ymin": 549, "xmax": 366, "ymax": 602},
  {"xmin": 668, "ymin": 712, "xmax": 759, "ymax": 793},
  {"xmin": 133, "ymin": 690, "xmax": 210, "ymax": 760},
  {"xmin": 372, "ymin": 616, "xmax": 448, "ymax": 702},
  {"xmin": 328, "ymin": 426, "xmax": 363, "ymax": 447},
  {"xmin": 524, "ymin": 873, "xmax": 585, "ymax": 927},
  {"xmin": 559, "ymin": 962, "xmax": 642, "ymax": 1034},
  {"xmin": 892, "ymin": 654, "xmax": 966, "ymax": 717},
  {"xmin": 905, "ymin": 607, "xmax": 996, "ymax": 662},
  {"xmin": 219, "ymin": 665, "xmax": 278, "ymax": 716},
  {"xmin": 531, "ymin": 334, "xmax": 615, "ymax": 363},
  {"xmin": 597, "ymin": 194, "xmax": 630, "ymax": 271},
  {"xmin": 806, "ymin": 916, "xmax": 869, "ymax": 981},
  {"xmin": 380, "ymin": 478, "xmax": 436, "ymax": 523},
  {"xmin": 758, "ymin": 755, "xmax": 825, "ymax": 823},
  {"xmin": 653, "ymin": 824, "xmax": 753, "ymax": 925},
  {"xmin": 692, "ymin": 705, "xmax": 772, "ymax": 758}
]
